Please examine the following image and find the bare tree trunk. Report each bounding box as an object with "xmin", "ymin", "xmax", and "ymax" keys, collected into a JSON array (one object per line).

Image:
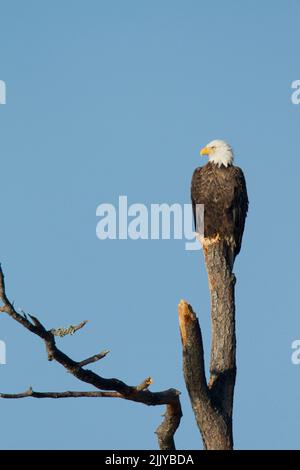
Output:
[{"xmin": 178, "ymin": 239, "xmax": 236, "ymax": 450}]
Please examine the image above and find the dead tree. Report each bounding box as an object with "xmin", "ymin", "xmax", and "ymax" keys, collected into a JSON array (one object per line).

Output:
[
  {"xmin": 0, "ymin": 236, "xmax": 238, "ymax": 450},
  {"xmin": 0, "ymin": 265, "xmax": 182, "ymax": 450},
  {"xmin": 178, "ymin": 239, "xmax": 237, "ymax": 450}
]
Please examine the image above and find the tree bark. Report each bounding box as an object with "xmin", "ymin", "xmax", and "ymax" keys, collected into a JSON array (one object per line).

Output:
[{"xmin": 178, "ymin": 239, "xmax": 236, "ymax": 450}]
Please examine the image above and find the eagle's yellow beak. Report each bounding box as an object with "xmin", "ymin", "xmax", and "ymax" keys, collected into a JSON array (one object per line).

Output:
[{"xmin": 200, "ymin": 146, "xmax": 213, "ymax": 156}]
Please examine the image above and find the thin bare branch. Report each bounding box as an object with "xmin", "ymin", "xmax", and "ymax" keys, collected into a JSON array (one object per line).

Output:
[
  {"xmin": 50, "ymin": 320, "xmax": 88, "ymax": 338},
  {"xmin": 0, "ymin": 387, "xmax": 121, "ymax": 399},
  {"xmin": 0, "ymin": 387, "xmax": 182, "ymax": 407},
  {"xmin": 0, "ymin": 265, "xmax": 182, "ymax": 449},
  {"xmin": 0, "ymin": 264, "xmax": 9, "ymax": 306},
  {"xmin": 28, "ymin": 313, "xmax": 47, "ymax": 332},
  {"xmin": 79, "ymin": 349, "xmax": 110, "ymax": 367}
]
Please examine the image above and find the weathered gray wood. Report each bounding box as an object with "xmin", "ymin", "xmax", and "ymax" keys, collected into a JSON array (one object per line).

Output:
[{"xmin": 179, "ymin": 239, "xmax": 237, "ymax": 450}]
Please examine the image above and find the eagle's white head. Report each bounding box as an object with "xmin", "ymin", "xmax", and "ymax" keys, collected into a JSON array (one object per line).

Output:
[{"xmin": 200, "ymin": 139, "xmax": 234, "ymax": 168}]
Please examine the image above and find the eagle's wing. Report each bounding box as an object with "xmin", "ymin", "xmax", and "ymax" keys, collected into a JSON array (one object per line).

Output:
[
  {"xmin": 191, "ymin": 167, "xmax": 204, "ymax": 232},
  {"xmin": 231, "ymin": 167, "xmax": 249, "ymax": 255}
]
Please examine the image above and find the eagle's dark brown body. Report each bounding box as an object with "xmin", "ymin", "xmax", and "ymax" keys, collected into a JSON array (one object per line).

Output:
[{"xmin": 191, "ymin": 161, "xmax": 248, "ymax": 266}]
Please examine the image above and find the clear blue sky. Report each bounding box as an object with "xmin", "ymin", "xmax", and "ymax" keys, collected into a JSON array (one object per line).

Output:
[{"xmin": 0, "ymin": 0, "xmax": 300, "ymax": 450}]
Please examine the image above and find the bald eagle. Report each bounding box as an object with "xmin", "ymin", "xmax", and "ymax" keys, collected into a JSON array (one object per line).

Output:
[{"xmin": 191, "ymin": 139, "xmax": 248, "ymax": 269}]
